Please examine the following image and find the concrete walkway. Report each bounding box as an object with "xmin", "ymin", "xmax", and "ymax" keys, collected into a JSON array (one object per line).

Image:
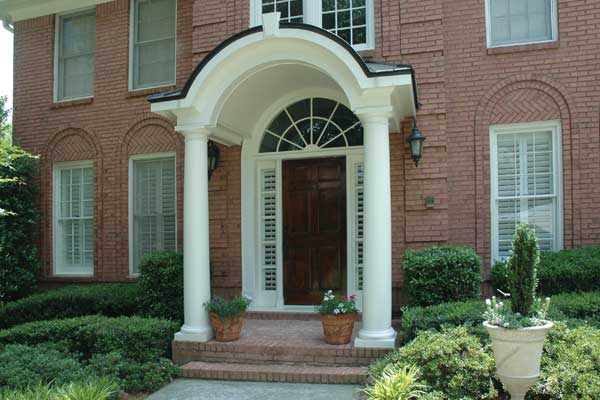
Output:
[{"xmin": 146, "ymin": 379, "xmax": 362, "ymax": 400}]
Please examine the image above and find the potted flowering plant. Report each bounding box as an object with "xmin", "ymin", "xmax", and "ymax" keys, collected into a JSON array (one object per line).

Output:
[
  {"xmin": 204, "ymin": 295, "xmax": 252, "ymax": 342},
  {"xmin": 483, "ymin": 224, "xmax": 553, "ymax": 400},
  {"xmin": 319, "ymin": 290, "xmax": 358, "ymax": 345}
]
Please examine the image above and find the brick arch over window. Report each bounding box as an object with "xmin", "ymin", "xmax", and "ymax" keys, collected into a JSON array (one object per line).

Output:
[
  {"xmin": 118, "ymin": 114, "xmax": 185, "ymax": 270},
  {"xmin": 473, "ymin": 74, "xmax": 574, "ymax": 271},
  {"xmin": 42, "ymin": 126, "xmax": 104, "ymax": 279}
]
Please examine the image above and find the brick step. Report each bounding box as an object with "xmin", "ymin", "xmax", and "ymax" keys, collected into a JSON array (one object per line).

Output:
[
  {"xmin": 245, "ymin": 311, "xmax": 363, "ymax": 321},
  {"xmin": 173, "ymin": 339, "xmax": 388, "ymax": 367},
  {"xmin": 180, "ymin": 361, "xmax": 368, "ymax": 385}
]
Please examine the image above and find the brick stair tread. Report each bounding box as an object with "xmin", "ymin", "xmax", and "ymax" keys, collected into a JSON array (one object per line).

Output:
[{"xmin": 180, "ymin": 361, "xmax": 368, "ymax": 384}]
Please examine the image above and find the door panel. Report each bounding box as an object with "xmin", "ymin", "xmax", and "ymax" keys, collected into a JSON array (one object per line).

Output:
[{"xmin": 283, "ymin": 157, "xmax": 346, "ymax": 305}]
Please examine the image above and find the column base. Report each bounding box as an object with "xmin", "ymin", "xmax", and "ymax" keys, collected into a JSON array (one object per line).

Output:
[
  {"xmin": 174, "ymin": 324, "xmax": 213, "ymax": 342},
  {"xmin": 354, "ymin": 328, "xmax": 397, "ymax": 349}
]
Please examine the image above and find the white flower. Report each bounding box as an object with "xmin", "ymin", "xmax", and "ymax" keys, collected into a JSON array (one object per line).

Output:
[
  {"xmin": 485, "ymin": 299, "xmax": 492, "ymax": 306},
  {"xmin": 334, "ymin": 309, "xmax": 340, "ymax": 315}
]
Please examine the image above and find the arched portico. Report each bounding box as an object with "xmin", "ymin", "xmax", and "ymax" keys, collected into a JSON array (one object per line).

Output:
[{"xmin": 150, "ymin": 13, "xmax": 419, "ymax": 349}]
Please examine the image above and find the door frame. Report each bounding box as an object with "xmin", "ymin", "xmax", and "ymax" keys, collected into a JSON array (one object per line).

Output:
[{"xmin": 241, "ymin": 90, "xmax": 365, "ymax": 312}]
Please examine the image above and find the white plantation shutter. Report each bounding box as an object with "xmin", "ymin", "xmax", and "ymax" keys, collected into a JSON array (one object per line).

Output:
[
  {"xmin": 56, "ymin": 163, "xmax": 94, "ymax": 275},
  {"xmin": 57, "ymin": 10, "xmax": 96, "ymax": 101},
  {"xmin": 133, "ymin": 157, "xmax": 176, "ymax": 273},
  {"xmin": 354, "ymin": 162, "xmax": 364, "ymax": 291},
  {"xmin": 260, "ymin": 168, "xmax": 278, "ymax": 291},
  {"xmin": 492, "ymin": 125, "xmax": 560, "ymax": 260},
  {"xmin": 489, "ymin": 0, "xmax": 554, "ymax": 47},
  {"xmin": 132, "ymin": 0, "xmax": 176, "ymax": 90}
]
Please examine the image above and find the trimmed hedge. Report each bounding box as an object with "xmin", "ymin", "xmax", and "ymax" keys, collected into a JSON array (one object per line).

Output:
[
  {"xmin": 138, "ymin": 251, "xmax": 183, "ymax": 321},
  {"xmin": 400, "ymin": 291, "xmax": 600, "ymax": 343},
  {"xmin": 493, "ymin": 247, "xmax": 600, "ymax": 295},
  {"xmin": 401, "ymin": 247, "xmax": 481, "ymax": 307},
  {"xmin": 0, "ymin": 284, "xmax": 140, "ymax": 329},
  {"xmin": 0, "ymin": 316, "xmax": 179, "ymax": 362}
]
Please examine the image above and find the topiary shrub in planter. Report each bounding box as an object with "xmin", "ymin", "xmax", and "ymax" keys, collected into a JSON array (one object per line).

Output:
[
  {"xmin": 138, "ymin": 251, "xmax": 183, "ymax": 321},
  {"xmin": 204, "ymin": 296, "xmax": 252, "ymax": 342},
  {"xmin": 0, "ymin": 283, "xmax": 141, "ymax": 329},
  {"xmin": 402, "ymin": 247, "xmax": 481, "ymax": 307}
]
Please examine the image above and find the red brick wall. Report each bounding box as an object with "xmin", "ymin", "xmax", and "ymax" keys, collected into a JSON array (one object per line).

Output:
[{"xmin": 11, "ymin": 0, "xmax": 600, "ymax": 309}]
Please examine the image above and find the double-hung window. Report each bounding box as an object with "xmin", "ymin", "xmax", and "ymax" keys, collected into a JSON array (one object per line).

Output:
[
  {"xmin": 55, "ymin": 9, "xmax": 96, "ymax": 101},
  {"xmin": 130, "ymin": 155, "xmax": 177, "ymax": 274},
  {"xmin": 54, "ymin": 161, "xmax": 94, "ymax": 275},
  {"xmin": 130, "ymin": 0, "xmax": 177, "ymax": 90},
  {"xmin": 490, "ymin": 121, "xmax": 563, "ymax": 262},
  {"xmin": 250, "ymin": 0, "xmax": 374, "ymax": 50},
  {"xmin": 486, "ymin": 0, "xmax": 558, "ymax": 48}
]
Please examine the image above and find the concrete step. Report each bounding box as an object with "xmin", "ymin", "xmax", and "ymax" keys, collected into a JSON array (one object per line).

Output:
[{"xmin": 180, "ymin": 361, "xmax": 369, "ymax": 385}]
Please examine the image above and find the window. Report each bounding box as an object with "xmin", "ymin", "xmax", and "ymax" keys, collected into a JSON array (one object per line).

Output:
[
  {"xmin": 55, "ymin": 10, "xmax": 96, "ymax": 101},
  {"xmin": 490, "ymin": 121, "xmax": 562, "ymax": 262},
  {"xmin": 130, "ymin": 155, "xmax": 176, "ymax": 274},
  {"xmin": 250, "ymin": 0, "xmax": 374, "ymax": 50},
  {"xmin": 130, "ymin": 0, "xmax": 176, "ymax": 90},
  {"xmin": 486, "ymin": 0, "xmax": 557, "ymax": 48},
  {"xmin": 53, "ymin": 161, "xmax": 94, "ymax": 275}
]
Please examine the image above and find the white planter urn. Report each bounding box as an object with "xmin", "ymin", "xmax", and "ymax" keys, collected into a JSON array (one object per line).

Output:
[{"xmin": 484, "ymin": 321, "xmax": 553, "ymax": 400}]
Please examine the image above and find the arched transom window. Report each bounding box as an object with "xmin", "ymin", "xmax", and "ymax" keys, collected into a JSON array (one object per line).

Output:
[{"xmin": 260, "ymin": 98, "xmax": 363, "ymax": 153}]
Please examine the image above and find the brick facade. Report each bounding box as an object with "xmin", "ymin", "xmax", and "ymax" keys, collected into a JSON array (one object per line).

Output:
[{"xmin": 11, "ymin": 0, "xmax": 600, "ymax": 309}]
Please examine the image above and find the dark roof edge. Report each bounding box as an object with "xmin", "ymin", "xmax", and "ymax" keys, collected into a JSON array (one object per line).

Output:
[{"xmin": 148, "ymin": 23, "xmax": 420, "ymax": 110}]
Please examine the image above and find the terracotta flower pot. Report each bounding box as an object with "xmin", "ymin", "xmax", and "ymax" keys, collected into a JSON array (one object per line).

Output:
[
  {"xmin": 209, "ymin": 312, "xmax": 244, "ymax": 342},
  {"xmin": 321, "ymin": 312, "xmax": 357, "ymax": 345}
]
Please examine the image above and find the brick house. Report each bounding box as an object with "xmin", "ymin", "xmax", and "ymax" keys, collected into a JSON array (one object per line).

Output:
[{"xmin": 0, "ymin": 0, "xmax": 596, "ymax": 349}]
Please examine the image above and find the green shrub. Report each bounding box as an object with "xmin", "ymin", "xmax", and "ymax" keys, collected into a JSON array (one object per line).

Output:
[
  {"xmin": 363, "ymin": 365, "xmax": 427, "ymax": 400},
  {"xmin": 138, "ymin": 251, "xmax": 183, "ymax": 321},
  {"xmin": 529, "ymin": 323, "xmax": 600, "ymax": 399},
  {"xmin": 0, "ymin": 284, "xmax": 141, "ymax": 329},
  {"xmin": 493, "ymin": 247, "xmax": 600, "ymax": 295},
  {"xmin": 205, "ymin": 296, "xmax": 252, "ymax": 319},
  {"xmin": 0, "ymin": 316, "xmax": 179, "ymax": 362},
  {"xmin": 0, "ymin": 378, "xmax": 119, "ymax": 400},
  {"xmin": 401, "ymin": 247, "xmax": 481, "ymax": 307},
  {"xmin": 373, "ymin": 327, "xmax": 497, "ymax": 399},
  {"xmin": 507, "ymin": 224, "xmax": 539, "ymax": 316},
  {"xmin": 86, "ymin": 352, "xmax": 177, "ymax": 393},
  {"xmin": 0, "ymin": 344, "xmax": 88, "ymax": 389},
  {"xmin": 0, "ymin": 142, "xmax": 40, "ymax": 302}
]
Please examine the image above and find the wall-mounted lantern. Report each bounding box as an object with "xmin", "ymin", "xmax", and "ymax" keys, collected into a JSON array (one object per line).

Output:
[
  {"xmin": 207, "ymin": 140, "xmax": 220, "ymax": 179},
  {"xmin": 406, "ymin": 122, "xmax": 426, "ymax": 167}
]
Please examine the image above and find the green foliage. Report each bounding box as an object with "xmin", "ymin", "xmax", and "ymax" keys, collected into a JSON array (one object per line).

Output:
[
  {"xmin": 0, "ymin": 344, "xmax": 89, "ymax": 389},
  {"xmin": 0, "ymin": 378, "xmax": 119, "ymax": 400},
  {"xmin": 86, "ymin": 352, "xmax": 177, "ymax": 393},
  {"xmin": 0, "ymin": 284, "xmax": 141, "ymax": 329},
  {"xmin": 507, "ymin": 224, "xmax": 539, "ymax": 316},
  {"xmin": 401, "ymin": 247, "xmax": 481, "ymax": 307},
  {"xmin": 0, "ymin": 315, "xmax": 179, "ymax": 362},
  {"xmin": 319, "ymin": 290, "xmax": 358, "ymax": 315},
  {"xmin": 0, "ymin": 96, "xmax": 10, "ymax": 144},
  {"xmin": 372, "ymin": 327, "xmax": 497, "ymax": 399},
  {"xmin": 0, "ymin": 141, "xmax": 40, "ymax": 302},
  {"xmin": 138, "ymin": 251, "xmax": 183, "ymax": 321},
  {"xmin": 363, "ymin": 365, "xmax": 427, "ymax": 400},
  {"xmin": 493, "ymin": 247, "xmax": 600, "ymax": 296},
  {"xmin": 204, "ymin": 295, "xmax": 252, "ymax": 319},
  {"xmin": 529, "ymin": 323, "xmax": 600, "ymax": 399}
]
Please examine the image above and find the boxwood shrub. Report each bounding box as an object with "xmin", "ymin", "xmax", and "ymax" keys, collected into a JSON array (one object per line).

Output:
[
  {"xmin": 0, "ymin": 284, "xmax": 140, "ymax": 329},
  {"xmin": 401, "ymin": 247, "xmax": 481, "ymax": 307},
  {"xmin": 138, "ymin": 251, "xmax": 183, "ymax": 321},
  {"xmin": 493, "ymin": 247, "xmax": 600, "ymax": 295},
  {"xmin": 0, "ymin": 316, "xmax": 179, "ymax": 362}
]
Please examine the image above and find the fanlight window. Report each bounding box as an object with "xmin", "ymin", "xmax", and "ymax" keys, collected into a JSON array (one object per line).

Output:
[{"xmin": 260, "ymin": 98, "xmax": 363, "ymax": 153}]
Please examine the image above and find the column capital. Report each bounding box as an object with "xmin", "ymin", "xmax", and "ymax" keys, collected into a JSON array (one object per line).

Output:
[
  {"xmin": 353, "ymin": 107, "xmax": 394, "ymax": 126},
  {"xmin": 175, "ymin": 123, "xmax": 213, "ymax": 141}
]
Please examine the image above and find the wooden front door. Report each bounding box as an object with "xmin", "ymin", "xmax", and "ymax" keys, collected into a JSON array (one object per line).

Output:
[{"xmin": 282, "ymin": 157, "xmax": 347, "ymax": 305}]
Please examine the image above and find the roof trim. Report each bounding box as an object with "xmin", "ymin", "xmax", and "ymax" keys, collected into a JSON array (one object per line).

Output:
[{"xmin": 148, "ymin": 23, "xmax": 420, "ymax": 109}]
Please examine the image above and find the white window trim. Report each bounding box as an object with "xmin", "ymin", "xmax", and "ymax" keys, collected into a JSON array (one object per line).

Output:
[
  {"xmin": 485, "ymin": 0, "xmax": 558, "ymax": 49},
  {"xmin": 53, "ymin": 7, "xmax": 96, "ymax": 103},
  {"xmin": 128, "ymin": 0, "xmax": 178, "ymax": 92},
  {"xmin": 53, "ymin": 160, "xmax": 95, "ymax": 277},
  {"xmin": 489, "ymin": 120, "xmax": 563, "ymax": 263},
  {"xmin": 250, "ymin": 0, "xmax": 375, "ymax": 51},
  {"xmin": 128, "ymin": 152, "xmax": 177, "ymax": 276}
]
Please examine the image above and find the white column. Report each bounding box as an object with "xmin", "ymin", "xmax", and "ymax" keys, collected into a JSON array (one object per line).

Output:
[
  {"xmin": 174, "ymin": 129, "xmax": 213, "ymax": 342},
  {"xmin": 354, "ymin": 112, "xmax": 396, "ymax": 349}
]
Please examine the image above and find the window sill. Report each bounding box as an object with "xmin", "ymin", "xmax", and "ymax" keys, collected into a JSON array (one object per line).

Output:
[
  {"xmin": 51, "ymin": 97, "xmax": 94, "ymax": 109},
  {"xmin": 487, "ymin": 41, "xmax": 560, "ymax": 55},
  {"xmin": 127, "ymin": 85, "xmax": 177, "ymax": 98}
]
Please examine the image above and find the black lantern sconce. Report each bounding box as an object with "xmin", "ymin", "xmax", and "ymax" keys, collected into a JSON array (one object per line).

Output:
[
  {"xmin": 406, "ymin": 121, "xmax": 426, "ymax": 167},
  {"xmin": 207, "ymin": 140, "xmax": 220, "ymax": 179}
]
